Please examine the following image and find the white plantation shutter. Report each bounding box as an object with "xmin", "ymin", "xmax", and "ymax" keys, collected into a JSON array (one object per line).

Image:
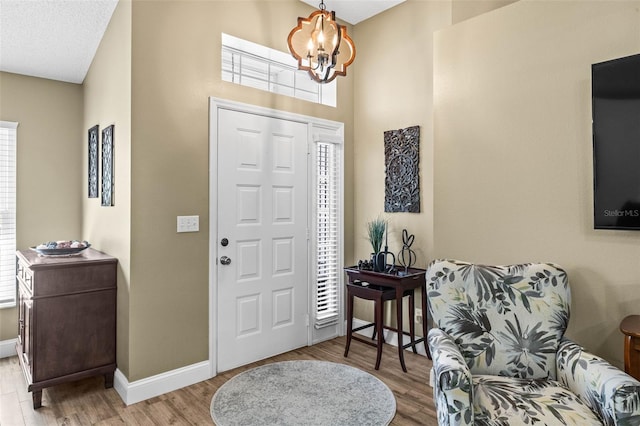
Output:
[
  {"xmin": 0, "ymin": 121, "xmax": 17, "ymax": 308},
  {"xmin": 314, "ymin": 141, "xmax": 340, "ymax": 328}
]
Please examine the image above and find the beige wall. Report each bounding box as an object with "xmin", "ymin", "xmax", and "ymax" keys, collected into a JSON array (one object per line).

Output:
[
  {"xmin": 83, "ymin": 0, "xmax": 132, "ymax": 376},
  {"xmin": 351, "ymin": 0, "xmax": 451, "ymax": 329},
  {"xmin": 0, "ymin": 72, "xmax": 83, "ymax": 340},
  {"xmin": 353, "ymin": 0, "xmax": 452, "ymax": 270},
  {"xmin": 434, "ymin": 0, "xmax": 640, "ymax": 367},
  {"xmin": 127, "ymin": 0, "xmax": 354, "ymax": 381},
  {"xmin": 452, "ymin": 0, "xmax": 518, "ymax": 24}
]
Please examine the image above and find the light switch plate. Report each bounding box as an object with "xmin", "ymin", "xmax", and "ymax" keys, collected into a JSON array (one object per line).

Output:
[{"xmin": 177, "ymin": 215, "xmax": 199, "ymax": 233}]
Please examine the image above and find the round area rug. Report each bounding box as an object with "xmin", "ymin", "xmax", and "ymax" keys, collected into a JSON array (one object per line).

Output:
[{"xmin": 210, "ymin": 360, "xmax": 396, "ymax": 425}]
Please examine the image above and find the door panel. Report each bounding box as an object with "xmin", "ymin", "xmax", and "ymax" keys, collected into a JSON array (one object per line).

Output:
[{"xmin": 217, "ymin": 109, "xmax": 309, "ymax": 372}]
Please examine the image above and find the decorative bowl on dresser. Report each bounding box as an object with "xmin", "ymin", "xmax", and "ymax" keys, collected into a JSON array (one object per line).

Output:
[{"xmin": 15, "ymin": 247, "xmax": 118, "ymax": 409}]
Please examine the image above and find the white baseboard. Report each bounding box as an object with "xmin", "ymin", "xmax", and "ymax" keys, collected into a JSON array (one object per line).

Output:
[
  {"xmin": 114, "ymin": 361, "xmax": 210, "ymax": 406},
  {"xmin": 350, "ymin": 318, "xmax": 429, "ymax": 357},
  {"xmin": 1, "ymin": 336, "xmax": 211, "ymax": 405},
  {"xmin": 0, "ymin": 338, "xmax": 17, "ymax": 359}
]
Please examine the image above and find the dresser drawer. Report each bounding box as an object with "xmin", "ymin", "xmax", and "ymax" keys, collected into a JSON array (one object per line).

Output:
[{"xmin": 16, "ymin": 260, "xmax": 34, "ymax": 293}]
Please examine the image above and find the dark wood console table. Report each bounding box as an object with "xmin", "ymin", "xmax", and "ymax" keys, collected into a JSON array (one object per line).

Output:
[{"xmin": 344, "ymin": 266, "xmax": 431, "ymax": 372}]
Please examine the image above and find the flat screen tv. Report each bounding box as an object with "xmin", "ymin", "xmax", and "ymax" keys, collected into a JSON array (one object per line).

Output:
[{"xmin": 592, "ymin": 53, "xmax": 640, "ymax": 230}]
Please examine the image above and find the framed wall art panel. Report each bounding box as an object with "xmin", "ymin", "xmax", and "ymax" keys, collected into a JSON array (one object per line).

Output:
[
  {"xmin": 88, "ymin": 125, "xmax": 99, "ymax": 198},
  {"xmin": 101, "ymin": 125, "xmax": 114, "ymax": 206},
  {"xmin": 384, "ymin": 125, "xmax": 420, "ymax": 213}
]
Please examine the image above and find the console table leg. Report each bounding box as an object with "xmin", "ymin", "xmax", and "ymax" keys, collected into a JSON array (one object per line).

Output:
[
  {"xmin": 344, "ymin": 291, "xmax": 354, "ymax": 358},
  {"xmin": 374, "ymin": 294, "xmax": 384, "ymax": 370},
  {"xmin": 422, "ymin": 284, "xmax": 432, "ymax": 360},
  {"xmin": 409, "ymin": 292, "xmax": 417, "ymax": 353},
  {"xmin": 396, "ymin": 288, "xmax": 407, "ymax": 373}
]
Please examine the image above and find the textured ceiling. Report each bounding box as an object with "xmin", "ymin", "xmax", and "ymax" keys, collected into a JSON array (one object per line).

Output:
[
  {"xmin": 299, "ymin": 0, "xmax": 406, "ymax": 25},
  {"xmin": 0, "ymin": 0, "xmax": 118, "ymax": 84},
  {"xmin": 0, "ymin": 0, "xmax": 403, "ymax": 84}
]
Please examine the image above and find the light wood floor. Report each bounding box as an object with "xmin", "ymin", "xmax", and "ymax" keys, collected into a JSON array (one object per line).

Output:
[{"xmin": 0, "ymin": 336, "xmax": 437, "ymax": 425}]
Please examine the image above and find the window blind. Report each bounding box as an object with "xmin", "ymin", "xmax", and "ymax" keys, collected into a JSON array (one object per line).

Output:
[
  {"xmin": 0, "ymin": 121, "xmax": 17, "ymax": 308},
  {"xmin": 315, "ymin": 142, "xmax": 339, "ymax": 328}
]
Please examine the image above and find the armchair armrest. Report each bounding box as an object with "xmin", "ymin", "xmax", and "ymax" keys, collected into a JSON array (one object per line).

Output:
[
  {"xmin": 428, "ymin": 328, "xmax": 474, "ymax": 426},
  {"xmin": 557, "ymin": 338, "xmax": 640, "ymax": 426}
]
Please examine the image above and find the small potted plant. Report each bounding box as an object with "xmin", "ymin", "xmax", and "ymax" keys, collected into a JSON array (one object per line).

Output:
[{"xmin": 366, "ymin": 217, "xmax": 386, "ymax": 270}]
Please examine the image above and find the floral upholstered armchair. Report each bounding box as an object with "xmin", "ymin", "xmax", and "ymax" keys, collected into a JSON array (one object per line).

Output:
[{"xmin": 426, "ymin": 259, "xmax": 640, "ymax": 426}]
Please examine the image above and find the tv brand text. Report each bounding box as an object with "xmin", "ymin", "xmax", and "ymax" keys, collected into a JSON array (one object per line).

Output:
[{"xmin": 603, "ymin": 209, "xmax": 640, "ymax": 217}]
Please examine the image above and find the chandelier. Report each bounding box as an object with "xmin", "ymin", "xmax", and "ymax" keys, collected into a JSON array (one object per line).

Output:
[{"xmin": 287, "ymin": 1, "xmax": 356, "ymax": 84}]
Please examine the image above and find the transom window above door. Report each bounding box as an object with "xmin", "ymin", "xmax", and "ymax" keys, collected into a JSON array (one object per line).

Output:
[{"xmin": 221, "ymin": 33, "xmax": 337, "ymax": 107}]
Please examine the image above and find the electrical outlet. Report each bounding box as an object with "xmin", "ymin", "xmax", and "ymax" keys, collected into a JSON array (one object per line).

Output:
[
  {"xmin": 177, "ymin": 215, "xmax": 199, "ymax": 233},
  {"xmin": 415, "ymin": 308, "xmax": 423, "ymax": 324}
]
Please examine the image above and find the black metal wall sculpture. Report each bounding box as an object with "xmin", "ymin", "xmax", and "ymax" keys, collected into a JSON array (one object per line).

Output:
[{"xmin": 384, "ymin": 125, "xmax": 420, "ymax": 213}]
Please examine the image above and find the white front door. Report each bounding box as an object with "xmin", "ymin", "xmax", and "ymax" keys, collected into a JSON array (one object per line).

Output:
[{"xmin": 216, "ymin": 108, "xmax": 309, "ymax": 372}]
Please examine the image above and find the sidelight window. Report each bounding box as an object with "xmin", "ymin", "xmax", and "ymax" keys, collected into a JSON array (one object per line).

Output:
[{"xmin": 313, "ymin": 139, "xmax": 341, "ymax": 329}]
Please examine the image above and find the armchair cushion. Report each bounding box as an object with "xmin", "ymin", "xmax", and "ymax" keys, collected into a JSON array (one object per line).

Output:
[
  {"xmin": 473, "ymin": 375, "xmax": 602, "ymax": 425},
  {"xmin": 429, "ymin": 327, "xmax": 602, "ymax": 426}
]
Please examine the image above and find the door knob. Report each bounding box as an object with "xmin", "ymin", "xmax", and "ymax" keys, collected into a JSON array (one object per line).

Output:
[{"xmin": 220, "ymin": 256, "xmax": 232, "ymax": 265}]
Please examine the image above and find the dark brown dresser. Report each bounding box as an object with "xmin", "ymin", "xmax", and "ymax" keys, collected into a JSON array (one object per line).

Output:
[{"xmin": 15, "ymin": 248, "xmax": 117, "ymax": 409}]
